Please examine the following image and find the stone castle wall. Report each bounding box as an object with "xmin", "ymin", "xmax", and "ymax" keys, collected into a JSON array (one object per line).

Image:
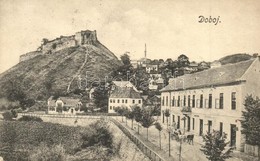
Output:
[
  {"xmin": 19, "ymin": 30, "xmax": 98, "ymax": 62},
  {"xmin": 41, "ymin": 35, "xmax": 77, "ymax": 54}
]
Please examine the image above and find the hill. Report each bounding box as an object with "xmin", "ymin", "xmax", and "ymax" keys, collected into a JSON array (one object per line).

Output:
[
  {"xmin": 0, "ymin": 30, "xmax": 122, "ymax": 100},
  {"xmin": 218, "ymin": 53, "xmax": 253, "ymax": 65}
]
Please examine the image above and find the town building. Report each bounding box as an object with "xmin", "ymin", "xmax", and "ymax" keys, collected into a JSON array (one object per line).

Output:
[
  {"xmin": 47, "ymin": 96, "xmax": 82, "ymax": 115},
  {"xmin": 160, "ymin": 58, "xmax": 260, "ymax": 151},
  {"xmin": 108, "ymin": 81, "xmax": 142, "ymax": 113}
]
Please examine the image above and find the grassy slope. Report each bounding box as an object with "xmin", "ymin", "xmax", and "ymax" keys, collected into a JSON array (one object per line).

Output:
[
  {"xmin": 219, "ymin": 53, "xmax": 252, "ymax": 65},
  {"xmin": 0, "ymin": 45, "xmax": 121, "ymax": 99}
]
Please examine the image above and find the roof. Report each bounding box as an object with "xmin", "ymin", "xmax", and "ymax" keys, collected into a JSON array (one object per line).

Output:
[
  {"xmin": 112, "ymin": 81, "xmax": 138, "ymax": 92},
  {"xmin": 110, "ymin": 87, "xmax": 141, "ymax": 99},
  {"xmin": 160, "ymin": 59, "xmax": 255, "ymax": 92},
  {"xmin": 48, "ymin": 96, "xmax": 81, "ymax": 106}
]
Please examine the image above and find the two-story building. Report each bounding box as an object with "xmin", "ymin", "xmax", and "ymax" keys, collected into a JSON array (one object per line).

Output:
[
  {"xmin": 160, "ymin": 58, "xmax": 260, "ymax": 151},
  {"xmin": 108, "ymin": 81, "xmax": 142, "ymax": 113}
]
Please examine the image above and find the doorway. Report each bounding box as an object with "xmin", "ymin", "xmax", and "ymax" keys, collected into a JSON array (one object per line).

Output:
[
  {"xmin": 187, "ymin": 116, "xmax": 191, "ymax": 132},
  {"xmin": 230, "ymin": 124, "xmax": 237, "ymax": 147},
  {"xmin": 208, "ymin": 120, "xmax": 212, "ymax": 133}
]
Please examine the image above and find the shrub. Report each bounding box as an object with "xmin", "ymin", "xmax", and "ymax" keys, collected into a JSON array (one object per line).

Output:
[
  {"xmin": 18, "ymin": 116, "xmax": 43, "ymax": 122},
  {"xmin": 29, "ymin": 143, "xmax": 67, "ymax": 161},
  {"xmin": 2, "ymin": 110, "xmax": 17, "ymax": 121},
  {"xmin": 81, "ymin": 120, "xmax": 113, "ymax": 149}
]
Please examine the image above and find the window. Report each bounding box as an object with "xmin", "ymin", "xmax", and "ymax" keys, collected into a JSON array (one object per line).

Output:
[
  {"xmin": 138, "ymin": 100, "xmax": 142, "ymax": 104},
  {"xmin": 192, "ymin": 118, "xmax": 195, "ymax": 130},
  {"xmin": 110, "ymin": 99, "xmax": 112, "ymax": 103},
  {"xmin": 113, "ymin": 99, "xmax": 115, "ymax": 103},
  {"xmin": 125, "ymin": 99, "xmax": 128, "ymax": 103},
  {"xmin": 166, "ymin": 96, "xmax": 168, "ymax": 106},
  {"xmin": 209, "ymin": 94, "xmax": 212, "ymax": 108},
  {"xmin": 184, "ymin": 96, "xmax": 186, "ymax": 106},
  {"xmin": 177, "ymin": 96, "xmax": 180, "ymax": 107},
  {"xmin": 192, "ymin": 95, "xmax": 195, "ymax": 108},
  {"xmin": 122, "ymin": 99, "xmax": 124, "ymax": 103},
  {"xmin": 172, "ymin": 115, "xmax": 175, "ymax": 122},
  {"xmin": 188, "ymin": 95, "xmax": 191, "ymax": 107},
  {"xmin": 132, "ymin": 100, "xmax": 135, "ymax": 104},
  {"xmin": 200, "ymin": 94, "xmax": 203, "ymax": 108},
  {"xmin": 220, "ymin": 122, "xmax": 223, "ymax": 136},
  {"xmin": 162, "ymin": 96, "xmax": 165, "ymax": 106},
  {"xmin": 118, "ymin": 99, "xmax": 120, "ymax": 103},
  {"xmin": 219, "ymin": 93, "xmax": 224, "ymax": 109},
  {"xmin": 110, "ymin": 106, "xmax": 112, "ymax": 110},
  {"xmin": 231, "ymin": 92, "xmax": 236, "ymax": 110},
  {"xmin": 172, "ymin": 96, "xmax": 175, "ymax": 107}
]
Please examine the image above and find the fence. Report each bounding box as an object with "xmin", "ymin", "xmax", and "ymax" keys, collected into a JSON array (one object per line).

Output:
[
  {"xmin": 111, "ymin": 118, "xmax": 166, "ymax": 161},
  {"xmin": 244, "ymin": 144, "xmax": 260, "ymax": 158},
  {"xmin": 18, "ymin": 113, "xmax": 103, "ymax": 120}
]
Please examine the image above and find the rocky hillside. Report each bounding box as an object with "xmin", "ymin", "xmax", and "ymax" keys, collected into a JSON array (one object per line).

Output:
[{"xmin": 0, "ymin": 30, "xmax": 122, "ymax": 100}]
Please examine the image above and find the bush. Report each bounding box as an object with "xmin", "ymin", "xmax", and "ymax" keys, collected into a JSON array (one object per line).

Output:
[
  {"xmin": 2, "ymin": 110, "xmax": 17, "ymax": 121},
  {"xmin": 29, "ymin": 143, "xmax": 67, "ymax": 161},
  {"xmin": 18, "ymin": 116, "xmax": 43, "ymax": 122},
  {"xmin": 81, "ymin": 120, "xmax": 113, "ymax": 149}
]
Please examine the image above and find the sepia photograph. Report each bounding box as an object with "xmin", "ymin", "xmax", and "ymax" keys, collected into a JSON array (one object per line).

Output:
[{"xmin": 0, "ymin": 0, "xmax": 259, "ymax": 160}]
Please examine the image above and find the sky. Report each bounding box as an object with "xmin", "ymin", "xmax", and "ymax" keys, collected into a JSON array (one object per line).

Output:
[{"xmin": 0, "ymin": 0, "xmax": 260, "ymax": 73}]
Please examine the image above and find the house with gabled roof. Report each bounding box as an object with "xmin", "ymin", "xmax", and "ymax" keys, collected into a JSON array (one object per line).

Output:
[
  {"xmin": 108, "ymin": 81, "xmax": 142, "ymax": 113},
  {"xmin": 47, "ymin": 96, "xmax": 82, "ymax": 115},
  {"xmin": 160, "ymin": 57, "xmax": 260, "ymax": 151}
]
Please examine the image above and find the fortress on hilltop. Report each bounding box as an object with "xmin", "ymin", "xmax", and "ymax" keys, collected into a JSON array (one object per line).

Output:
[{"xmin": 19, "ymin": 30, "xmax": 100, "ymax": 62}]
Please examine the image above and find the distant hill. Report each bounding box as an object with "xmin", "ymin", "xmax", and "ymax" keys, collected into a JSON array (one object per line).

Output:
[
  {"xmin": 0, "ymin": 30, "xmax": 122, "ymax": 100},
  {"xmin": 218, "ymin": 53, "xmax": 253, "ymax": 65}
]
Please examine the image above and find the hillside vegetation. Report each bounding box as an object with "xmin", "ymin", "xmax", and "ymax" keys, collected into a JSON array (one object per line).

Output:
[
  {"xmin": 218, "ymin": 53, "xmax": 253, "ymax": 65},
  {"xmin": 0, "ymin": 45, "xmax": 121, "ymax": 100}
]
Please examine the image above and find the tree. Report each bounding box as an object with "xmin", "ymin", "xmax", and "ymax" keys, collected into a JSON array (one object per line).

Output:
[
  {"xmin": 140, "ymin": 109, "xmax": 155, "ymax": 140},
  {"xmin": 92, "ymin": 85, "xmax": 109, "ymax": 112},
  {"xmin": 154, "ymin": 122, "xmax": 163, "ymax": 149},
  {"xmin": 114, "ymin": 106, "xmax": 127, "ymax": 122},
  {"xmin": 241, "ymin": 95, "xmax": 260, "ymax": 146},
  {"xmin": 165, "ymin": 109, "xmax": 170, "ymax": 127},
  {"xmin": 177, "ymin": 54, "xmax": 190, "ymax": 67},
  {"xmin": 132, "ymin": 105, "xmax": 143, "ymax": 134},
  {"xmin": 126, "ymin": 107, "xmax": 135, "ymax": 129},
  {"xmin": 120, "ymin": 53, "xmax": 131, "ymax": 66},
  {"xmin": 200, "ymin": 130, "xmax": 234, "ymax": 161}
]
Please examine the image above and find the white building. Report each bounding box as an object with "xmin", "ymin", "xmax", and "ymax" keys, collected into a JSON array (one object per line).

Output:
[
  {"xmin": 108, "ymin": 81, "xmax": 142, "ymax": 113},
  {"xmin": 47, "ymin": 97, "xmax": 82, "ymax": 115},
  {"xmin": 160, "ymin": 58, "xmax": 260, "ymax": 151}
]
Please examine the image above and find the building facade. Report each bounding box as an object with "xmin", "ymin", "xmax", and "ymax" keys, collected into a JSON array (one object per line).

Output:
[
  {"xmin": 47, "ymin": 97, "xmax": 82, "ymax": 115},
  {"xmin": 160, "ymin": 58, "xmax": 260, "ymax": 151},
  {"xmin": 108, "ymin": 81, "xmax": 142, "ymax": 113}
]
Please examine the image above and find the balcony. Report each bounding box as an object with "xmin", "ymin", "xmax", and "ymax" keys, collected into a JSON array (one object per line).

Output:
[{"xmin": 181, "ymin": 106, "xmax": 192, "ymax": 113}]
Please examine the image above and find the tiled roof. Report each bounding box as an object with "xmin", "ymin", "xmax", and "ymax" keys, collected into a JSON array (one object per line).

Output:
[
  {"xmin": 110, "ymin": 87, "xmax": 141, "ymax": 99},
  {"xmin": 160, "ymin": 59, "xmax": 254, "ymax": 92},
  {"xmin": 48, "ymin": 97, "xmax": 81, "ymax": 106},
  {"xmin": 112, "ymin": 81, "xmax": 138, "ymax": 92}
]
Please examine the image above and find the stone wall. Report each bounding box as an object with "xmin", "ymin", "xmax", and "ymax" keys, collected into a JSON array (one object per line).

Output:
[
  {"xmin": 41, "ymin": 35, "xmax": 77, "ymax": 54},
  {"xmin": 20, "ymin": 30, "xmax": 103, "ymax": 62}
]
